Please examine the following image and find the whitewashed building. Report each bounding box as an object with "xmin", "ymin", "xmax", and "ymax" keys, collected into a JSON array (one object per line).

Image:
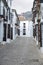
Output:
[
  {"xmin": 32, "ymin": 0, "xmax": 43, "ymax": 54},
  {"xmin": 0, "ymin": 0, "xmax": 20, "ymax": 44},
  {"xmin": 40, "ymin": 1, "xmax": 43, "ymax": 53},
  {"xmin": 20, "ymin": 21, "xmax": 33, "ymax": 37},
  {"xmin": 0, "ymin": 0, "xmax": 8, "ymax": 44},
  {"xmin": 11, "ymin": 9, "xmax": 20, "ymax": 40}
]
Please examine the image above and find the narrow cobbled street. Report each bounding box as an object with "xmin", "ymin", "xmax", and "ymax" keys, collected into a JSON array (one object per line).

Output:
[{"xmin": 0, "ymin": 37, "xmax": 42, "ymax": 65}]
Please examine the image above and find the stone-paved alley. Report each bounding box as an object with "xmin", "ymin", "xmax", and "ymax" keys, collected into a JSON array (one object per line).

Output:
[{"xmin": 0, "ymin": 37, "xmax": 43, "ymax": 65}]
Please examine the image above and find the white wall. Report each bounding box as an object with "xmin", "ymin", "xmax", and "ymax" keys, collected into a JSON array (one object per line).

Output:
[
  {"xmin": 28, "ymin": 21, "xmax": 33, "ymax": 37},
  {"xmin": 12, "ymin": 11, "xmax": 18, "ymax": 40},
  {"xmin": 20, "ymin": 21, "xmax": 33, "ymax": 37},
  {"xmin": 0, "ymin": 20, "xmax": 4, "ymax": 42},
  {"xmin": 0, "ymin": 1, "xmax": 4, "ymax": 15},
  {"xmin": 40, "ymin": 3, "xmax": 43, "ymax": 22}
]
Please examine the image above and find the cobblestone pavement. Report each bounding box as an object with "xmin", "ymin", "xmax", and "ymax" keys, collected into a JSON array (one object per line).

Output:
[{"xmin": 0, "ymin": 37, "xmax": 43, "ymax": 65}]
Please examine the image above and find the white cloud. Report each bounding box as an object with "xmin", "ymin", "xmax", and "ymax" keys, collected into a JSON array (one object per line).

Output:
[{"xmin": 12, "ymin": 0, "xmax": 34, "ymax": 14}]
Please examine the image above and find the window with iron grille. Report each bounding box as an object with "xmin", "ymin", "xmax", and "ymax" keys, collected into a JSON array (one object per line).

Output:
[{"xmin": 23, "ymin": 23, "xmax": 26, "ymax": 28}]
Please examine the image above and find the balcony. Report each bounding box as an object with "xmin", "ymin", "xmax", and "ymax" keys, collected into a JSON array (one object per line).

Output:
[{"xmin": 0, "ymin": 6, "xmax": 5, "ymax": 18}]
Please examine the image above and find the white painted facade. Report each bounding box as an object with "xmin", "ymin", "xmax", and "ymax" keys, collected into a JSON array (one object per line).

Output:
[
  {"xmin": 6, "ymin": 0, "xmax": 12, "ymax": 43},
  {"xmin": 0, "ymin": 0, "xmax": 19, "ymax": 44},
  {"xmin": 20, "ymin": 21, "xmax": 33, "ymax": 37},
  {"xmin": 0, "ymin": 19, "xmax": 4, "ymax": 42},
  {"xmin": 0, "ymin": 1, "xmax": 4, "ymax": 43},
  {"xmin": 40, "ymin": 3, "xmax": 43, "ymax": 22},
  {"xmin": 35, "ymin": 15, "xmax": 38, "ymax": 45},
  {"xmin": 12, "ymin": 11, "xmax": 18, "ymax": 40},
  {"xmin": 40, "ymin": 3, "xmax": 43, "ymax": 53}
]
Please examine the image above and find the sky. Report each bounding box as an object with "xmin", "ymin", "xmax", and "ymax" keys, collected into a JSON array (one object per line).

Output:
[{"xmin": 12, "ymin": 0, "xmax": 34, "ymax": 14}]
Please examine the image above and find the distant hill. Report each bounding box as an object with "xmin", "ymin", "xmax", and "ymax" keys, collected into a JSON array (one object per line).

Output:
[{"xmin": 18, "ymin": 11, "xmax": 32, "ymax": 20}]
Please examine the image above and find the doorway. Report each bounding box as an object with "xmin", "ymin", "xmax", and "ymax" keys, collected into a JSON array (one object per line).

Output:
[
  {"xmin": 23, "ymin": 29, "xmax": 26, "ymax": 35},
  {"xmin": 3, "ymin": 23, "xmax": 7, "ymax": 41}
]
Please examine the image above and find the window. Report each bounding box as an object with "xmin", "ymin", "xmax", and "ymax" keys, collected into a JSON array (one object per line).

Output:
[
  {"xmin": 23, "ymin": 29, "xmax": 26, "ymax": 35},
  {"xmin": 23, "ymin": 23, "xmax": 26, "ymax": 28}
]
